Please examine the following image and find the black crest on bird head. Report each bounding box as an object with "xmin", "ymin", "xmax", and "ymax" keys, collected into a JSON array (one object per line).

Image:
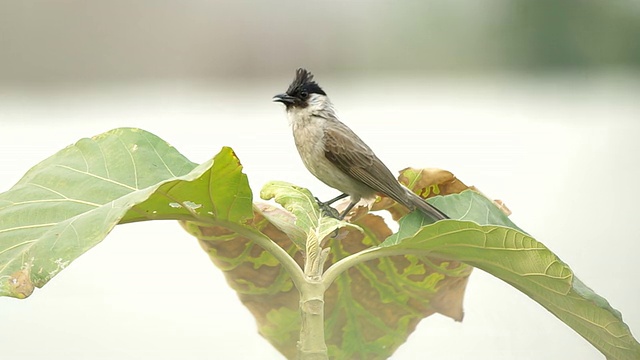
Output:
[{"xmin": 286, "ymin": 68, "xmax": 326, "ymax": 98}]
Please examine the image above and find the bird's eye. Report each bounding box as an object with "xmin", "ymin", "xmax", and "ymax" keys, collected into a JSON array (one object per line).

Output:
[{"xmin": 299, "ymin": 91, "xmax": 309, "ymax": 99}]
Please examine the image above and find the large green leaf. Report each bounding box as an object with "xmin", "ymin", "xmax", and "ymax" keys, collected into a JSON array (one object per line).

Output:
[
  {"xmin": 381, "ymin": 190, "xmax": 640, "ymax": 360},
  {"xmin": 0, "ymin": 128, "xmax": 252, "ymax": 298}
]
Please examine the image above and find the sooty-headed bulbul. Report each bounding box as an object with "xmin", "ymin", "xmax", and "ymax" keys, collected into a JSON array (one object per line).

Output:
[{"xmin": 273, "ymin": 68, "xmax": 447, "ymax": 222}]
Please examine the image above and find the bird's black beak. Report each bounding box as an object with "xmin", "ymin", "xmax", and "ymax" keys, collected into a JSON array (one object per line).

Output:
[{"xmin": 273, "ymin": 93, "xmax": 296, "ymax": 105}]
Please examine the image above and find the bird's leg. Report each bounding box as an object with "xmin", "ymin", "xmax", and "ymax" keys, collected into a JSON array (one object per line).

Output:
[
  {"xmin": 314, "ymin": 195, "xmax": 359, "ymax": 238},
  {"xmin": 314, "ymin": 193, "xmax": 348, "ymax": 219},
  {"xmin": 315, "ymin": 193, "xmax": 358, "ymax": 234},
  {"xmin": 317, "ymin": 193, "xmax": 348, "ymax": 206},
  {"xmin": 315, "ymin": 193, "xmax": 358, "ymax": 222},
  {"xmin": 338, "ymin": 201, "xmax": 358, "ymax": 220}
]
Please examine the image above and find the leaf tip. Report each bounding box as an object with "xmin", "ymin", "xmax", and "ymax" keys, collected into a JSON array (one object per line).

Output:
[
  {"xmin": 1, "ymin": 268, "xmax": 35, "ymax": 299},
  {"xmin": 218, "ymin": 146, "xmax": 241, "ymax": 162}
]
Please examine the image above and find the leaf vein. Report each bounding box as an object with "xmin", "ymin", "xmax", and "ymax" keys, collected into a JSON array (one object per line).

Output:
[
  {"xmin": 0, "ymin": 223, "xmax": 56, "ymax": 234},
  {"xmin": 54, "ymin": 165, "xmax": 136, "ymax": 190}
]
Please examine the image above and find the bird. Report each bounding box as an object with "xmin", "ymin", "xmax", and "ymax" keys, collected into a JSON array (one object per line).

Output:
[{"xmin": 273, "ymin": 68, "xmax": 447, "ymax": 222}]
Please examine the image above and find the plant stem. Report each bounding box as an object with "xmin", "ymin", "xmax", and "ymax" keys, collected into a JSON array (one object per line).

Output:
[
  {"xmin": 297, "ymin": 227, "xmax": 329, "ymax": 359},
  {"xmin": 297, "ymin": 279, "xmax": 328, "ymax": 360},
  {"xmin": 322, "ymin": 247, "xmax": 414, "ymax": 288}
]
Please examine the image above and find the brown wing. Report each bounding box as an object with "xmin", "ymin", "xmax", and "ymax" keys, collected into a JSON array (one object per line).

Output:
[{"xmin": 323, "ymin": 120, "xmax": 409, "ymax": 203}]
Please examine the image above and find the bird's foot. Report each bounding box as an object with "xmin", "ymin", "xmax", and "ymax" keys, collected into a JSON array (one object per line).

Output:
[{"xmin": 315, "ymin": 197, "xmax": 341, "ymax": 219}]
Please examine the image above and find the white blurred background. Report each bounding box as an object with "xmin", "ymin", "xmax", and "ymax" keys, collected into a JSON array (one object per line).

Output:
[{"xmin": 1, "ymin": 2, "xmax": 639, "ymax": 359}]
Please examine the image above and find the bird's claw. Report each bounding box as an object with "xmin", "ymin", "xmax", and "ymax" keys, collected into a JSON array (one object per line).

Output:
[{"xmin": 315, "ymin": 197, "xmax": 341, "ymax": 219}]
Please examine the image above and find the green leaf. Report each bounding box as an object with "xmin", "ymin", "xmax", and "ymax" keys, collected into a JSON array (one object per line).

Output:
[
  {"xmin": 387, "ymin": 190, "xmax": 523, "ymax": 243},
  {"xmin": 121, "ymin": 147, "xmax": 253, "ymax": 224},
  {"xmin": 381, "ymin": 190, "xmax": 640, "ymax": 360},
  {"xmin": 209, "ymin": 147, "xmax": 254, "ymax": 222},
  {"xmin": 0, "ymin": 128, "xmax": 252, "ymax": 298},
  {"xmin": 260, "ymin": 181, "xmax": 357, "ymax": 249}
]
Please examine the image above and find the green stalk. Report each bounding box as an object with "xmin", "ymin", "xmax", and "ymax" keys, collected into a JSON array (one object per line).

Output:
[
  {"xmin": 298, "ymin": 229, "xmax": 329, "ymax": 359},
  {"xmin": 297, "ymin": 280, "xmax": 328, "ymax": 360}
]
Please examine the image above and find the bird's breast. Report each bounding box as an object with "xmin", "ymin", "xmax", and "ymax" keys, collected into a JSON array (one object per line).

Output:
[
  {"xmin": 290, "ymin": 115, "xmax": 374, "ymax": 200},
  {"xmin": 291, "ymin": 115, "xmax": 328, "ymax": 175}
]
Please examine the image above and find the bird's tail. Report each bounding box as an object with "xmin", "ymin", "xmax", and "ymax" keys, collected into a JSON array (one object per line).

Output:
[{"xmin": 405, "ymin": 191, "xmax": 449, "ymax": 221}]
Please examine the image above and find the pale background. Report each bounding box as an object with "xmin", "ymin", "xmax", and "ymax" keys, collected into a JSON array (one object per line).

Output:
[{"xmin": 1, "ymin": 2, "xmax": 639, "ymax": 359}]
